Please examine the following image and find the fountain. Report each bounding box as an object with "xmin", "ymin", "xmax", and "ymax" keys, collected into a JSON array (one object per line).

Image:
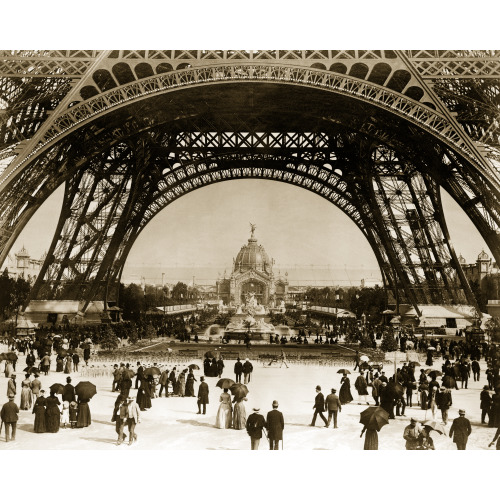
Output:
[{"xmin": 222, "ymin": 292, "xmax": 275, "ymax": 343}]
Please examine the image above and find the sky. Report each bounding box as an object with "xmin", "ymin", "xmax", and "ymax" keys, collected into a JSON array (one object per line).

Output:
[
  {"xmin": 8, "ymin": 177, "xmax": 491, "ymax": 286},
  {"xmin": 2, "ymin": 2, "xmax": 499, "ymax": 289}
]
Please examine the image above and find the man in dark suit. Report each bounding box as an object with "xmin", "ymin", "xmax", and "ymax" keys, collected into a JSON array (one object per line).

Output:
[
  {"xmin": 266, "ymin": 400, "xmax": 284, "ymax": 449},
  {"xmin": 310, "ymin": 385, "xmax": 328, "ymax": 427},
  {"xmin": 1, "ymin": 396, "xmax": 19, "ymax": 442},
  {"xmin": 243, "ymin": 358, "xmax": 253, "ymax": 384},
  {"xmin": 62, "ymin": 377, "xmax": 76, "ymax": 403},
  {"xmin": 325, "ymin": 388, "xmax": 342, "ymax": 428},
  {"xmin": 197, "ymin": 376, "xmax": 209, "ymax": 414},
  {"xmin": 234, "ymin": 358, "xmax": 243, "ymax": 383},
  {"xmin": 436, "ymin": 386, "xmax": 452, "ymax": 424},
  {"xmin": 449, "ymin": 409, "xmax": 472, "ymax": 449},
  {"xmin": 246, "ymin": 407, "xmax": 267, "ymax": 450}
]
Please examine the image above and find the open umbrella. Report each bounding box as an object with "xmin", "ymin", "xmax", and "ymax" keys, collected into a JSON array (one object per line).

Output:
[
  {"xmin": 370, "ymin": 364, "xmax": 383, "ymax": 371},
  {"xmin": 408, "ymin": 361, "xmax": 421, "ymax": 367},
  {"xmin": 216, "ymin": 378, "xmax": 236, "ymax": 389},
  {"xmin": 188, "ymin": 364, "xmax": 200, "ymax": 370},
  {"xmin": 57, "ymin": 348, "xmax": 68, "ymax": 357},
  {"xmin": 23, "ymin": 366, "xmax": 40, "ymax": 375},
  {"xmin": 442, "ymin": 375, "xmax": 456, "ymax": 389},
  {"xmin": 144, "ymin": 367, "xmax": 161, "ymax": 378},
  {"xmin": 427, "ymin": 346, "xmax": 436, "ymax": 350},
  {"xmin": 229, "ymin": 383, "xmax": 249, "ymax": 399},
  {"xmin": 425, "ymin": 369, "xmax": 442, "ymax": 377},
  {"xmin": 386, "ymin": 381, "xmax": 405, "ymax": 399},
  {"xmin": 360, "ymin": 355, "xmax": 370, "ymax": 362},
  {"xmin": 359, "ymin": 406, "xmax": 390, "ymax": 431},
  {"xmin": 75, "ymin": 381, "xmax": 97, "ymax": 399},
  {"xmin": 204, "ymin": 351, "xmax": 216, "ymax": 359},
  {"xmin": 337, "ymin": 369, "xmax": 351, "ymax": 375},
  {"xmin": 0, "ymin": 352, "xmax": 18, "ymax": 362},
  {"xmin": 422, "ymin": 420, "xmax": 446, "ymax": 435},
  {"xmin": 49, "ymin": 383, "xmax": 65, "ymax": 394}
]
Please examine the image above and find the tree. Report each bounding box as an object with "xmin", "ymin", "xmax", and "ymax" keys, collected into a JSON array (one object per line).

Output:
[
  {"xmin": 172, "ymin": 282, "xmax": 188, "ymax": 303},
  {"xmin": 144, "ymin": 323, "xmax": 157, "ymax": 342},
  {"xmin": 380, "ymin": 330, "xmax": 399, "ymax": 352},
  {"xmin": 100, "ymin": 325, "xmax": 120, "ymax": 351},
  {"xmin": 121, "ymin": 283, "xmax": 145, "ymax": 321}
]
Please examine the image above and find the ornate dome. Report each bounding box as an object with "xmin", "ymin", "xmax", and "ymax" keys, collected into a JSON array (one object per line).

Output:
[
  {"xmin": 477, "ymin": 249, "xmax": 489, "ymax": 261},
  {"xmin": 16, "ymin": 246, "xmax": 30, "ymax": 258},
  {"xmin": 233, "ymin": 234, "xmax": 272, "ymax": 274}
]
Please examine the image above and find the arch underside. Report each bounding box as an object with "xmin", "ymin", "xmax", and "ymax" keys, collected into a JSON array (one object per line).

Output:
[{"xmin": 1, "ymin": 82, "xmax": 500, "ymax": 313}]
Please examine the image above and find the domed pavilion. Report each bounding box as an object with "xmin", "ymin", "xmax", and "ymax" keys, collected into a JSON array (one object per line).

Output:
[{"xmin": 216, "ymin": 224, "xmax": 288, "ymax": 306}]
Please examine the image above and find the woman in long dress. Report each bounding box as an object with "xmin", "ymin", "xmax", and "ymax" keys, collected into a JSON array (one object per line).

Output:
[
  {"xmin": 339, "ymin": 375, "xmax": 353, "ymax": 404},
  {"xmin": 177, "ymin": 370, "xmax": 187, "ymax": 397},
  {"xmin": 76, "ymin": 397, "xmax": 91, "ymax": 427},
  {"xmin": 360, "ymin": 425, "xmax": 378, "ymax": 450},
  {"xmin": 137, "ymin": 376, "xmax": 152, "ymax": 410},
  {"xmin": 185, "ymin": 369, "xmax": 196, "ymax": 397},
  {"xmin": 215, "ymin": 388, "xmax": 232, "ymax": 429},
  {"xmin": 32, "ymin": 391, "xmax": 47, "ymax": 433},
  {"xmin": 45, "ymin": 391, "xmax": 61, "ymax": 432},
  {"xmin": 64, "ymin": 354, "xmax": 72, "ymax": 374},
  {"xmin": 20, "ymin": 373, "xmax": 33, "ymax": 410},
  {"xmin": 56, "ymin": 355, "xmax": 64, "ymax": 372},
  {"xmin": 232, "ymin": 396, "xmax": 247, "ymax": 430}
]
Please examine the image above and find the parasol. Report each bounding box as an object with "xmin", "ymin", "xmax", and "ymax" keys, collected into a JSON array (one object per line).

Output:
[
  {"xmin": 49, "ymin": 383, "xmax": 65, "ymax": 394},
  {"xmin": 359, "ymin": 406, "xmax": 390, "ymax": 431},
  {"xmin": 75, "ymin": 381, "xmax": 97, "ymax": 399},
  {"xmin": 23, "ymin": 366, "xmax": 40, "ymax": 375},
  {"xmin": 204, "ymin": 351, "xmax": 216, "ymax": 359},
  {"xmin": 229, "ymin": 383, "xmax": 249, "ymax": 399},
  {"xmin": 0, "ymin": 352, "xmax": 18, "ymax": 361},
  {"xmin": 422, "ymin": 420, "xmax": 446, "ymax": 435},
  {"xmin": 337, "ymin": 369, "xmax": 351, "ymax": 375},
  {"xmin": 143, "ymin": 366, "xmax": 161, "ymax": 378},
  {"xmin": 360, "ymin": 355, "xmax": 370, "ymax": 362},
  {"xmin": 442, "ymin": 375, "xmax": 456, "ymax": 389},
  {"xmin": 425, "ymin": 369, "xmax": 442, "ymax": 378},
  {"xmin": 386, "ymin": 381, "xmax": 405, "ymax": 399},
  {"xmin": 188, "ymin": 364, "xmax": 200, "ymax": 370},
  {"xmin": 427, "ymin": 346, "xmax": 436, "ymax": 350},
  {"xmin": 57, "ymin": 348, "xmax": 68, "ymax": 357},
  {"xmin": 216, "ymin": 378, "xmax": 236, "ymax": 389}
]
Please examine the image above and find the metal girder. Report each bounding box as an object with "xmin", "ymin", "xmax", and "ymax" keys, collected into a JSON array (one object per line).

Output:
[{"xmin": 0, "ymin": 56, "xmax": 499, "ymax": 315}]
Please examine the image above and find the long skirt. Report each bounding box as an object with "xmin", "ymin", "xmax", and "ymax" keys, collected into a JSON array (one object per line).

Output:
[
  {"xmin": 76, "ymin": 402, "xmax": 91, "ymax": 427},
  {"xmin": 339, "ymin": 384, "xmax": 353, "ymax": 404},
  {"xmin": 178, "ymin": 380, "xmax": 186, "ymax": 397},
  {"xmin": 232, "ymin": 401, "xmax": 247, "ymax": 430},
  {"xmin": 20, "ymin": 388, "xmax": 32, "ymax": 410},
  {"xmin": 33, "ymin": 406, "xmax": 46, "ymax": 433},
  {"xmin": 64, "ymin": 360, "xmax": 72, "ymax": 373},
  {"xmin": 56, "ymin": 359, "xmax": 64, "ymax": 372},
  {"xmin": 46, "ymin": 408, "xmax": 60, "ymax": 433},
  {"xmin": 136, "ymin": 390, "xmax": 152, "ymax": 411},
  {"xmin": 185, "ymin": 380, "xmax": 195, "ymax": 397},
  {"xmin": 364, "ymin": 429, "xmax": 378, "ymax": 450},
  {"xmin": 215, "ymin": 402, "xmax": 232, "ymax": 429}
]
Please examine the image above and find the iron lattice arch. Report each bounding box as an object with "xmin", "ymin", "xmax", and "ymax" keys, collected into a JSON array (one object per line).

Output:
[{"xmin": 1, "ymin": 50, "xmax": 500, "ymax": 316}]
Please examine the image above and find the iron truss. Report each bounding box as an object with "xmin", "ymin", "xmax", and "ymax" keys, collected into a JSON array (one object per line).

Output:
[{"xmin": 0, "ymin": 51, "xmax": 499, "ymax": 315}]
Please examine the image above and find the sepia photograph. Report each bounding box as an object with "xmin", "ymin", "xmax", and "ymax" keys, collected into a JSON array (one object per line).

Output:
[{"xmin": 1, "ymin": 3, "xmax": 500, "ymax": 498}]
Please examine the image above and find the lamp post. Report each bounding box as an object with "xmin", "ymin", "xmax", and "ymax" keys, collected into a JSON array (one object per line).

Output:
[{"xmin": 162, "ymin": 273, "xmax": 165, "ymax": 317}]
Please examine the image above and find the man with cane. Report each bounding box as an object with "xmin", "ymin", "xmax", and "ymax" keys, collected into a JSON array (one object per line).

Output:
[
  {"xmin": 266, "ymin": 400, "xmax": 284, "ymax": 449},
  {"xmin": 246, "ymin": 406, "xmax": 266, "ymax": 450}
]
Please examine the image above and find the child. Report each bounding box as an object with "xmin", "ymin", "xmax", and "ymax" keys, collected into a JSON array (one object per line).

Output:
[
  {"xmin": 69, "ymin": 400, "xmax": 78, "ymax": 428},
  {"xmin": 61, "ymin": 400, "xmax": 70, "ymax": 429}
]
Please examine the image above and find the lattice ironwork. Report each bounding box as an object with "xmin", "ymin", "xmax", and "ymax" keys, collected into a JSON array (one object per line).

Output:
[{"xmin": 1, "ymin": 50, "xmax": 500, "ymax": 317}]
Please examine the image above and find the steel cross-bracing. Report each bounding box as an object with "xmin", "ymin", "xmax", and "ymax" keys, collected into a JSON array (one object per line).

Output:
[{"xmin": 1, "ymin": 50, "xmax": 500, "ymax": 317}]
